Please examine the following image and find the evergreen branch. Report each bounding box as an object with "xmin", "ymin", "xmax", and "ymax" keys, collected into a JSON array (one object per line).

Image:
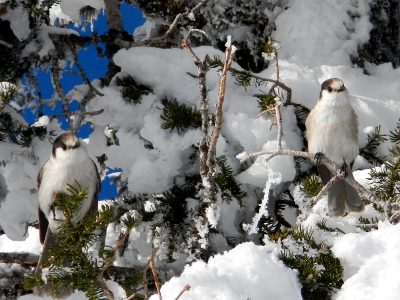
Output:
[
  {"xmin": 229, "ymin": 66, "xmax": 292, "ymax": 105},
  {"xmin": 389, "ymin": 118, "xmax": 400, "ymax": 144},
  {"xmin": 115, "ymin": 75, "xmax": 153, "ymax": 104},
  {"xmin": 359, "ymin": 125, "xmax": 387, "ymax": 165},
  {"xmin": 159, "ymin": 97, "xmax": 201, "ymax": 133}
]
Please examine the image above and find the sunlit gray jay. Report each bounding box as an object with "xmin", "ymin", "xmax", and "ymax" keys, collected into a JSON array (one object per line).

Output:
[
  {"xmin": 305, "ymin": 78, "xmax": 364, "ymax": 216},
  {"xmin": 36, "ymin": 132, "xmax": 100, "ymax": 269}
]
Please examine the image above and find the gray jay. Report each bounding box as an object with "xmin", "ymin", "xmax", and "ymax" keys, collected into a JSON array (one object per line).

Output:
[
  {"xmin": 36, "ymin": 132, "xmax": 100, "ymax": 272},
  {"xmin": 305, "ymin": 78, "xmax": 364, "ymax": 216}
]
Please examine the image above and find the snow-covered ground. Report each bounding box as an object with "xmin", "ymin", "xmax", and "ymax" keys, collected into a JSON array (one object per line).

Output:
[{"xmin": 1, "ymin": 0, "xmax": 400, "ymax": 299}]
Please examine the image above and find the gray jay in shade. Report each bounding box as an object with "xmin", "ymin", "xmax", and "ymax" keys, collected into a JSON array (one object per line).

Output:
[
  {"xmin": 306, "ymin": 78, "xmax": 364, "ymax": 216},
  {"xmin": 35, "ymin": 132, "xmax": 100, "ymax": 297}
]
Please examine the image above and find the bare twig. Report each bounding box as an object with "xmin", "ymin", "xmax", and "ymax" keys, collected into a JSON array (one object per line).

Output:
[
  {"xmin": 205, "ymin": 40, "xmax": 236, "ymax": 199},
  {"xmin": 164, "ymin": 0, "xmax": 210, "ymax": 37},
  {"xmin": 182, "ymin": 28, "xmax": 211, "ymax": 179},
  {"xmin": 115, "ymin": 0, "xmax": 210, "ymax": 49},
  {"xmin": 68, "ymin": 42, "xmax": 104, "ymax": 97},
  {"xmin": 50, "ymin": 55, "xmax": 73, "ymax": 129},
  {"xmin": 49, "ymin": 108, "xmax": 104, "ymax": 121},
  {"xmin": 174, "ymin": 285, "xmax": 191, "ymax": 300},
  {"xmin": 142, "ymin": 248, "xmax": 159, "ymax": 300},
  {"xmin": 123, "ymin": 293, "xmax": 137, "ymax": 300},
  {"xmin": 150, "ymin": 259, "xmax": 162, "ymax": 300},
  {"xmin": 0, "ymin": 252, "xmax": 39, "ymax": 264},
  {"xmin": 100, "ymin": 225, "xmax": 132, "ymax": 277},
  {"xmin": 96, "ymin": 275, "xmax": 115, "ymax": 300}
]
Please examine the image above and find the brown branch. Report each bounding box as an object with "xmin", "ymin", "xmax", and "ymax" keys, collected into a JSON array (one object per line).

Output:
[
  {"xmin": 68, "ymin": 42, "xmax": 104, "ymax": 97},
  {"xmin": 182, "ymin": 29, "xmax": 211, "ymax": 179},
  {"xmin": 114, "ymin": 0, "xmax": 210, "ymax": 49},
  {"xmin": 150, "ymin": 259, "xmax": 162, "ymax": 300},
  {"xmin": 49, "ymin": 108, "xmax": 104, "ymax": 121},
  {"xmin": 243, "ymin": 147, "xmax": 386, "ymax": 209},
  {"xmin": 96, "ymin": 275, "xmax": 115, "ymax": 300},
  {"xmin": 204, "ymin": 41, "xmax": 236, "ymax": 199},
  {"xmin": 100, "ymin": 226, "xmax": 132, "ymax": 277},
  {"xmin": 50, "ymin": 55, "xmax": 73, "ymax": 129},
  {"xmin": 0, "ymin": 252, "xmax": 39, "ymax": 264},
  {"xmin": 142, "ymin": 248, "xmax": 159, "ymax": 300},
  {"xmin": 104, "ymin": 0, "xmax": 124, "ymax": 32},
  {"xmin": 164, "ymin": 0, "xmax": 210, "ymax": 37},
  {"xmin": 313, "ymin": 174, "xmax": 344, "ymax": 203},
  {"xmin": 174, "ymin": 285, "xmax": 191, "ymax": 300}
]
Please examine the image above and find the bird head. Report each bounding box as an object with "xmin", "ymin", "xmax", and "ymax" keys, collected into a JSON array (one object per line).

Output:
[
  {"xmin": 319, "ymin": 78, "xmax": 350, "ymax": 106},
  {"xmin": 52, "ymin": 132, "xmax": 87, "ymax": 164}
]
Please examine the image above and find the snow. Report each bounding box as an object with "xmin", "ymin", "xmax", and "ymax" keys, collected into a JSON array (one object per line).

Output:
[
  {"xmin": 149, "ymin": 242, "xmax": 302, "ymax": 300},
  {"xmin": 1, "ymin": 0, "xmax": 400, "ymax": 299},
  {"xmin": 332, "ymin": 222, "xmax": 400, "ymax": 300}
]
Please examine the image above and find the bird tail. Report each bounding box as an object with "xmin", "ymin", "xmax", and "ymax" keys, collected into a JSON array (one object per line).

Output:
[{"xmin": 317, "ymin": 165, "xmax": 364, "ymax": 217}]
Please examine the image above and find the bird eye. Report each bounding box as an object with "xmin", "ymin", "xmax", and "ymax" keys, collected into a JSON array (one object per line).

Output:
[
  {"xmin": 327, "ymin": 87, "xmax": 333, "ymax": 92},
  {"xmin": 61, "ymin": 144, "xmax": 67, "ymax": 150}
]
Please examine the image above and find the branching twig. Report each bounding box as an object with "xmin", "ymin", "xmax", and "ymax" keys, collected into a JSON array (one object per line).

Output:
[{"xmin": 115, "ymin": 0, "xmax": 210, "ymax": 49}]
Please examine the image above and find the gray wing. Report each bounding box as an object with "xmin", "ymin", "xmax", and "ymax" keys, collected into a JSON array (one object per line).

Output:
[
  {"xmin": 89, "ymin": 158, "xmax": 101, "ymax": 214},
  {"xmin": 37, "ymin": 163, "xmax": 49, "ymax": 245}
]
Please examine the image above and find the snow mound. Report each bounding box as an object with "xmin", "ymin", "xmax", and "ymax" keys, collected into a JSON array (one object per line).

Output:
[{"xmin": 149, "ymin": 242, "xmax": 302, "ymax": 300}]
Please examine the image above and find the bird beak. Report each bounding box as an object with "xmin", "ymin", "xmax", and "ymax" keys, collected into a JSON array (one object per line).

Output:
[
  {"xmin": 71, "ymin": 141, "xmax": 80, "ymax": 149},
  {"xmin": 338, "ymin": 86, "xmax": 346, "ymax": 92}
]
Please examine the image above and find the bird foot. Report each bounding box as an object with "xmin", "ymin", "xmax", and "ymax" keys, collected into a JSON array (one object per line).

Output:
[
  {"xmin": 314, "ymin": 152, "xmax": 324, "ymax": 164},
  {"xmin": 339, "ymin": 163, "xmax": 348, "ymax": 179}
]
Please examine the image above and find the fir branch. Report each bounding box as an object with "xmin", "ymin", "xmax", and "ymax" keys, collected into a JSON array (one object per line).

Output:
[
  {"xmin": 215, "ymin": 155, "xmax": 247, "ymax": 207},
  {"xmin": 300, "ymin": 174, "xmax": 323, "ymax": 197},
  {"xmin": 115, "ymin": 75, "xmax": 153, "ymax": 104},
  {"xmin": 271, "ymin": 226, "xmax": 343, "ymax": 299},
  {"xmin": 359, "ymin": 125, "xmax": 387, "ymax": 165},
  {"xmin": 389, "ymin": 118, "xmax": 400, "ymax": 144},
  {"xmin": 159, "ymin": 97, "xmax": 201, "ymax": 133}
]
